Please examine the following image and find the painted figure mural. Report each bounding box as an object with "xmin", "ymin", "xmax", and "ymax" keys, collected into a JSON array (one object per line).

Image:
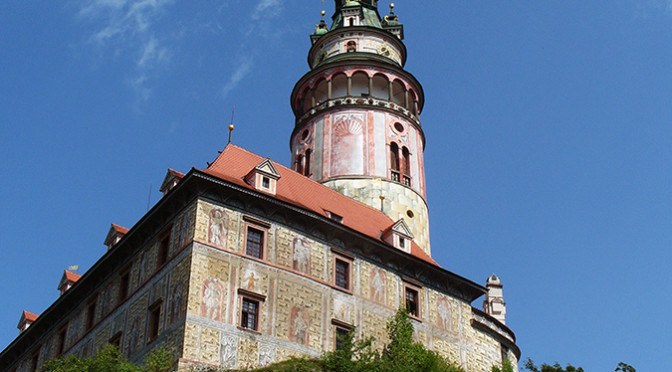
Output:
[
  {"xmin": 200, "ymin": 278, "xmax": 224, "ymax": 321},
  {"xmin": 292, "ymin": 237, "xmax": 311, "ymax": 274},
  {"xmin": 208, "ymin": 208, "xmax": 228, "ymax": 248}
]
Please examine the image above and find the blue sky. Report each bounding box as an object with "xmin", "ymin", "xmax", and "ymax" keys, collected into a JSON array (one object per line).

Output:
[{"xmin": 1, "ymin": 1, "xmax": 670, "ymax": 370}]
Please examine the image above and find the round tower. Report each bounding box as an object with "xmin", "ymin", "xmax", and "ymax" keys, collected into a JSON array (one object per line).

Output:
[{"xmin": 290, "ymin": 1, "xmax": 431, "ymax": 254}]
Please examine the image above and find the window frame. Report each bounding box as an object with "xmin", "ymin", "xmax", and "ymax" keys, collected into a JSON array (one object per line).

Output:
[
  {"xmin": 243, "ymin": 217, "xmax": 270, "ymax": 260},
  {"xmin": 56, "ymin": 323, "xmax": 68, "ymax": 356},
  {"xmin": 237, "ymin": 288, "xmax": 265, "ymax": 333},
  {"xmin": 156, "ymin": 226, "xmax": 171, "ymax": 269},
  {"xmin": 403, "ymin": 281, "xmax": 422, "ymax": 320},
  {"xmin": 332, "ymin": 251, "xmax": 354, "ymax": 293},
  {"xmin": 118, "ymin": 264, "xmax": 132, "ymax": 305},
  {"xmin": 331, "ymin": 319, "xmax": 353, "ymax": 351},
  {"xmin": 146, "ymin": 299, "xmax": 163, "ymax": 344},
  {"xmin": 109, "ymin": 331, "xmax": 122, "ymax": 348},
  {"xmin": 85, "ymin": 296, "xmax": 97, "ymax": 331}
]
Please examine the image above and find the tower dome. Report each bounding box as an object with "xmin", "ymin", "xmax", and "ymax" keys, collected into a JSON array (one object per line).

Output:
[{"xmin": 290, "ymin": 2, "xmax": 431, "ymax": 254}]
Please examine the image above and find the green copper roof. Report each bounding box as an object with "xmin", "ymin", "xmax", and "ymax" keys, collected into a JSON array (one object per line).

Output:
[{"xmin": 330, "ymin": 7, "xmax": 382, "ymax": 30}]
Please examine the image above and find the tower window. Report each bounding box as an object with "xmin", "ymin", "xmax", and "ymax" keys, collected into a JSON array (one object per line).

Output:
[
  {"xmin": 390, "ymin": 142, "xmax": 400, "ymax": 182},
  {"xmin": 304, "ymin": 149, "xmax": 312, "ymax": 176},
  {"xmin": 402, "ymin": 146, "xmax": 411, "ymax": 186},
  {"xmin": 347, "ymin": 40, "xmax": 357, "ymax": 52},
  {"xmin": 296, "ymin": 154, "xmax": 304, "ymax": 174}
]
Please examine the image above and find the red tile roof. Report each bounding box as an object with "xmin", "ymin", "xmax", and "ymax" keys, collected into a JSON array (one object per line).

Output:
[
  {"xmin": 64, "ymin": 270, "xmax": 81, "ymax": 283},
  {"xmin": 111, "ymin": 223, "xmax": 129, "ymax": 235},
  {"xmin": 202, "ymin": 145, "xmax": 438, "ymax": 266},
  {"xmin": 22, "ymin": 311, "xmax": 38, "ymax": 323}
]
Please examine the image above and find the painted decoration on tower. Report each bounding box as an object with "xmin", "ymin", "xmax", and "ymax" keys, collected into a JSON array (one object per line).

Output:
[
  {"xmin": 208, "ymin": 208, "xmax": 228, "ymax": 248},
  {"xmin": 169, "ymin": 281, "xmax": 184, "ymax": 324},
  {"xmin": 333, "ymin": 297, "xmax": 353, "ymax": 324},
  {"xmin": 331, "ymin": 114, "xmax": 365, "ymax": 175},
  {"xmin": 436, "ymin": 298, "xmax": 452, "ymax": 331},
  {"xmin": 292, "ymin": 236, "xmax": 311, "ymax": 274},
  {"xmin": 290, "ymin": 306, "xmax": 310, "ymax": 345},
  {"xmin": 200, "ymin": 278, "xmax": 224, "ymax": 321},
  {"xmin": 370, "ymin": 267, "xmax": 386, "ymax": 304}
]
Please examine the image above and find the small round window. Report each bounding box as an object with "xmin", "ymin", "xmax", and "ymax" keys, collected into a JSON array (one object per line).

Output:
[
  {"xmin": 406, "ymin": 210, "xmax": 414, "ymax": 218},
  {"xmin": 301, "ymin": 129, "xmax": 310, "ymax": 141},
  {"xmin": 394, "ymin": 122, "xmax": 404, "ymax": 133}
]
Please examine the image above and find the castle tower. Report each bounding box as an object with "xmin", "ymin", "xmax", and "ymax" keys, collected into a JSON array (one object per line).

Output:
[
  {"xmin": 484, "ymin": 273, "xmax": 507, "ymax": 324},
  {"xmin": 290, "ymin": 1, "xmax": 431, "ymax": 254}
]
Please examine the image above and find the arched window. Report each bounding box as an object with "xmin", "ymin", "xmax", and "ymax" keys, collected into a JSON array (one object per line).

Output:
[
  {"xmin": 372, "ymin": 74, "xmax": 388, "ymax": 100},
  {"xmin": 296, "ymin": 154, "xmax": 304, "ymax": 174},
  {"xmin": 346, "ymin": 40, "xmax": 357, "ymax": 52},
  {"xmin": 315, "ymin": 79, "xmax": 328, "ymax": 105},
  {"xmin": 351, "ymin": 72, "xmax": 369, "ymax": 97},
  {"xmin": 331, "ymin": 73, "xmax": 347, "ymax": 99},
  {"xmin": 304, "ymin": 149, "xmax": 312, "ymax": 177},
  {"xmin": 301, "ymin": 87, "xmax": 312, "ymax": 114},
  {"xmin": 390, "ymin": 142, "xmax": 400, "ymax": 182},
  {"xmin": 402, "ymin": 147, "xmax": 411, "ymax": 186},
  {"xmin": 391, "ymin": 80, "xmax": 405, "ymax": 106}
]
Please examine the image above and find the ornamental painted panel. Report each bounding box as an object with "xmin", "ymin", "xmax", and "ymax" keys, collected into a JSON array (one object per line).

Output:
[
  {"xmin": 331, "ymin": 114, "xmax": 365, "ymax": 175},
  {"xmin": 168, "ymin": 282, "xmax": 184, "ymax": 324},
  {"xmin": 127, "ymin": 317, "xmax": 140, "ymax": 356},
  {"xmin": 208, "ymin": 208, "xmax": 228, "ymax": 248},
  {"xmin": 219, "ymin": 334, "xmax": 238, "ymax": 369},
  {"xmin": 437, "ymin": 298, "xmax": 452, "ymax": 332},
  {"xmin": 292, "ymin": 237, "xmax": 311, "ymax": 274},
  {"xmin": 200, "ymin": 278, "xmax": 224, "ymax": 321},
  {"xmin": 290, "ymin": 306, "xmax": 310, "ymax": 345},
  {"xmin": 370, "ymin": 267, "xmax": 386, "ymax": 304}
]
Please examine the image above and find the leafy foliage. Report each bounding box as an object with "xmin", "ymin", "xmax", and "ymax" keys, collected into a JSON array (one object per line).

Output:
[
  {"xmin": 615, "ymin": 362, "xmax": 636, "ymax": 372},
  {"xmin": 43, "ymin": 344, "xmax": 173, "ymax": 372},
  {"xmin": 492, "ymin": 359, "xmax": 515, "ymax": 372},
  {"xmin": 523, "ymin": 358, "xmax": 584, "ymax": 372}
]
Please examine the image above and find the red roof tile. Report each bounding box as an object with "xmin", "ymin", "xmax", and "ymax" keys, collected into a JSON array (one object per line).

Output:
[
  {"xmin": 202, "ymin": 145, "xmax": 438, "ymax": 266},
  {"xmin": 64, "ymin": 270, "xmax": 81, "ymax": 283},
  {"xmin": 111, "ymin": 223, "xmax": 129, "ymax": 235},
  {"xmin": 22, "ymin": 310, "xmax": 38, "ymax": 322}
]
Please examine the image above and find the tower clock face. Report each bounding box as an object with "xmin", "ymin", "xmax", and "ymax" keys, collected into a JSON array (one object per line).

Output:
[{"xmin": 377, "ymin": 43, "xmax": 392, "ymax": 57}]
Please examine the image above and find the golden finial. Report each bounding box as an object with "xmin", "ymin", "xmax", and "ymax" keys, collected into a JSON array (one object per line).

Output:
[
  {"xmin": 390, "ymin": 3, "xmax": 395, "ymax": 10},
  {"xmin": 321, "ymin": 10, "xmax": 326, "ymax": 17},
  {"xmin": 228, "ymin": 105, "xmax": 235, "ymax": 144}
]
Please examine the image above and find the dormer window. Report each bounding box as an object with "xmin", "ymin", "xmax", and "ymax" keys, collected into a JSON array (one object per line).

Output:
[
  {"xmin": 381, "ymin": 219, "xmax": 414, "ymax": 253},
  {"xmin": 245, "ymin": 159, "xmax": 281, "ymax": 196},
  {"xmin": 159, "ymin": 168, "xmax": 185, "ymax": 196},
  {"xmin": 104, "ymin": 223, "xmax": 129, "ymax": 251},
  {"xmin": 325, "ymin": 211, "xmax": 343, "ymax": 223}
]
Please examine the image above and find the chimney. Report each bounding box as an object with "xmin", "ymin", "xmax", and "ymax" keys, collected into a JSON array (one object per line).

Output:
[{"xmin": 483, "ymin": 273, "xmax": 507, "ymax": 325}]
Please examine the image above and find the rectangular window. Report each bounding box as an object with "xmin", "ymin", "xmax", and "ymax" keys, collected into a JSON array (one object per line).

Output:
[
  {"xmin": 241, "ymin": 298, "xmax": 259, "ymax": 331},
  {"xmin": 85, "ymin": 299, "xmax": 97, "ymax": 331},
  {"xmin": 57, "ymin": 325, "xmax": 67, "ymax": 355},
  {"xmin": 30, "ymin": 349, "xmax": 39, "ymax": 372},
  {"xmin": 246, "ymin": 227, "xmax": 264, "ymax": 259},
  {"xmin": 262, "ymin": 176, "xmax": 270, "ymax": 189},
  {"xmin": 118, "ymin": 267, "xmax": 131, "ymax": 304},
  {"xmin": 335, "ymin": 259, "xmax": 350, "ymax": 290},
  {"xmin": 147, "ymin": 299, "xmax": 163, "ymax": 343},
  {"xmin": 109, "ymin": 331, "xmax": 122, "ymax": 348},
  {"xmin": 331, "ymin": 319, "xmax": 353, "ymax": 351},
  {"xmin": 157, "ymin": 229, "xmax": 171, "ymax": 268},
  {"xmin": 404, "ymin": 285, "xmax": 420, "ymax": 319}
]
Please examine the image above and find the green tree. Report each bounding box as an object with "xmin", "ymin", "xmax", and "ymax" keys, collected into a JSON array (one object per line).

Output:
[
  {"xmin": 615, "ymin": 362, "xmax": 636, "ymax": 372},
  {"xmin": 43, "ymin": 344, "xmax": 173, "ymax": 372},
  {"xmin": 523, "ymin": 358, "xmax": 584, "ymax": 372},
  {"xmin": 492, "ymin": 359, "xmax": 515, "ymax": 372}
]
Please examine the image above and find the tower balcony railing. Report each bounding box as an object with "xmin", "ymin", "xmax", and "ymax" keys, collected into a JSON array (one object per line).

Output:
[
  {"xmin": 297, "ymin": 96, "xmax": 421, "ymax": 127},
  {"xmin": 391, "ymin": 170, "xmax": 400, "ymax": 182}
]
